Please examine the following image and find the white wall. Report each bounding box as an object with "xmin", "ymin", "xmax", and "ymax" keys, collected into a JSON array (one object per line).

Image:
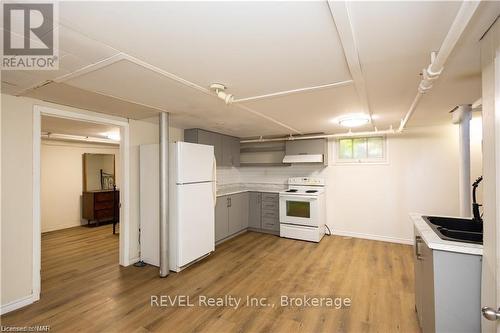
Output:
[
  {"xmin": 227, "ymin": 124, "xmax": 482, "ymax": 244},
  {"xmin": 1, "ymin": 94, "xmax": 34, "ymax": 307},
  {"xmin": 328, "ymin": 125, "xmax": 460, "ymax": 244},
  {"xmin": 479, "ymin": 19, "xmax": 499, "ymax": 332},
  {"xmin": 128, "ymin": 119, "xmax": 159, "ymax": 262},
  {"xmin": 127, "ymin": 119, "xmax": 182, "ymax": 262},
  {"xmin": 0, "ymin": 93, "xmax": 162, "ymax": 309},
  {"xmin": 41, "ymin": 140, "xmax": 120, "ymax": 232}
]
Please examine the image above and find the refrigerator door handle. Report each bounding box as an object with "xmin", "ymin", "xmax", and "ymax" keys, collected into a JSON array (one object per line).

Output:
[{"xmin": 212, "ymin": 156, "xmax": 217, "ymax": 207}]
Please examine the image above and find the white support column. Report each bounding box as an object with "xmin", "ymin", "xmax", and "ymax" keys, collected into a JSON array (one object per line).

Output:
[
  {"xmin": 159, "ymin": 112, "xmax": 169, "ymax": 277},
  {"xmin": 452, "ymin": 104, "xmax": 472, "ymax": 217}
]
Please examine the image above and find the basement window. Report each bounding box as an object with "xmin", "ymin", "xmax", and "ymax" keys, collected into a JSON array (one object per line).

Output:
[{"xmin": 336, "ymin": 136, "xmax": 387, "ymax": 164}]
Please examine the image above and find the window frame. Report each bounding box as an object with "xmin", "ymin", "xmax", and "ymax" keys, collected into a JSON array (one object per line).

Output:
[{"xmin": 333, "ymin": 135, "xmax": 389, "ymax": 165}]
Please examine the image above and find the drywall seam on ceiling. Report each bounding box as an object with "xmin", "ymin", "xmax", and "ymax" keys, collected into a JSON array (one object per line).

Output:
[
  {"xmin": 235, "ymin": 103, "xmax": 303, "ymax": 135},
  {"xmin": 39, "ymin": 52, "xmax": 302, "ymax": 134},
  {"xmin": 232, "ymin": 79, "xmax": 354, "ymax": 103},
  {"xmin": 23, "ymin": 80, "xmax": 166, "ymax": 116},
  {"xmin": 327, "ymin": 0, "xmax": 375, "ymax": 129}
]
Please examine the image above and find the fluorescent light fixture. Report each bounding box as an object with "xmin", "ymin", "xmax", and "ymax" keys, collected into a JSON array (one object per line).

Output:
[
  {"xmin": 105, "ymin": 132, "xmax": 121, "ymax": 141},
  {"xmin": 42, "ymin": 133, "xmax": 119, "ymax": 145},
  {"xmin": 335, "ymin": 114, "xmax": 371, "ymax": 128}
]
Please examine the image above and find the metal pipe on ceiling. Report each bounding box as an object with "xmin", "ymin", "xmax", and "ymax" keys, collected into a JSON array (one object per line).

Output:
[
  {"xmin": 452, "ymin": 104, "xmax": 473, "ymax": 217},
  {"xmin": 242, "ymin": 0, "xmax": 480, "ymax": 142},
  {"xmin": 397, "ymin": 1, "xmax": 480, "ymax": 133},
  {"xmin": 240, "ymin": 128, "xmax": 396, "ymax": 143}
]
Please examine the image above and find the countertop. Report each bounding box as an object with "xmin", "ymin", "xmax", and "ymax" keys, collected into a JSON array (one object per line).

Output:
[
  {"xmin": 411, "ymin": 213, "xmax": 483, "ymax": 256},
  {"xmin": 217, "ymin": 183, "xmax": 287, "ymax": 197}
]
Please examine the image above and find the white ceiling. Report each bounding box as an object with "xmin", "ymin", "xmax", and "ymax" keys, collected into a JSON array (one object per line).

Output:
[
  {"xmin": 2, "ymin": 1, "xmax": 500, "ymax": 138},
  {"xmin": 41, "ymin": 115, "xmax": 120, "ymax": 139}
]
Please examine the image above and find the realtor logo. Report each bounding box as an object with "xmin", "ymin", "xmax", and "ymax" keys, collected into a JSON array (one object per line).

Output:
[{"xmin": 2, "ymin": 2, "xmax": 59, "ymax": 70}]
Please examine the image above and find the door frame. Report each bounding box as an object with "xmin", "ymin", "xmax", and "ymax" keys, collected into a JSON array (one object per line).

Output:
[{"xmin": 32, "ymin": 104, "xmax": 131, "ymax": 301}]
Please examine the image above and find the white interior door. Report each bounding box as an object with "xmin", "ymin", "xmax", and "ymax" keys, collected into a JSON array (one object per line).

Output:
[
  {"xmin": 480, "ymin": 18, "xmax": 500, "ymax": 332},
  {"xmin": 177, "ymin": 182, "xmax": 215, "ymax": 266}
]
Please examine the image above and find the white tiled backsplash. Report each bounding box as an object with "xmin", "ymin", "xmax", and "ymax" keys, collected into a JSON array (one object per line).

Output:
[
  {"xmin": 217, "ymin": 165, "xmax": 328, "ymax": 186},
  {"xmin": 216, "ymin": 167, "xmax": 241, "ymax": 185}
]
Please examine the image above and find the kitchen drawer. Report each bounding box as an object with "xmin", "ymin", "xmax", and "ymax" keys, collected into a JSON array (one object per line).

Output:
[
  {"xmin": 261, "ymin": 208, "xmax": 278, "ymax": 219},
  {"xmin": 261, "ymin": 201, "xmax": 278, "ymax": 210},
  {"xmin": 262, "ymin": 193, "xmax": 279, "ymax": 202},
  {"xmin": 262, "ymin": 217, "xmax": 279, "ymax": 231}
]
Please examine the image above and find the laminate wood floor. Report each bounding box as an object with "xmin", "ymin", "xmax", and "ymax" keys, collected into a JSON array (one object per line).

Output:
[{"xmin": 1, "ymin": 225, "xmax": 420, "ymax": 333}]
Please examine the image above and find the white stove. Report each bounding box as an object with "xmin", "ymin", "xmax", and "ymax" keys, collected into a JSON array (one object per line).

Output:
[
  {"xmin": 280, "ymin": 177, "xmax": 325, "ymax": 196},
  {"xmin": 279, "ymin": 177, "xmax": 326, "ymax": 242}
]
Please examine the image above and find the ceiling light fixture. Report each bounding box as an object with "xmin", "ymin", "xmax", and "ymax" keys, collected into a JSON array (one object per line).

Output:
[
  {"xmin": 105, "ymin": 132, "xmax": 121, "ymax": 141},
  {"xmin": 336, "ymin": 114, "xmax": 371, "ymax": 128}
]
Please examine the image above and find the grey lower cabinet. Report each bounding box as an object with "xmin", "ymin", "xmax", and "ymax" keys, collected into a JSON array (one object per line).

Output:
[
  {"xmin": 184, "ymin": 128, "xmax": 239, "ymax": 167},
  {"xmin": 215, "ymin": 196, "xmax": 229, "ymax": 242},
  {"xmin": 248, "ymin": 192, "xmax": 262, "ymax": 228},
  {"xmin": 215, "ymin": 193, "xmax": 248, "ymax": 242},
  {"xmin": 228, "ymin": 192, "xmax": 248, "ymax": 234},
  {"xmin": 247, "ymin": 192, "xmax": 279, "ymax": 232},
  {"xmin": 216, "ymin": 191, "xmax": 280, "ymax": 244},
  {"xmin": 414, "ymin": 227, "xmax": 482, "ymax": 333},
  {"xmin": 260, "ymin": 193, "xmax": 279, "ymax": 232}
]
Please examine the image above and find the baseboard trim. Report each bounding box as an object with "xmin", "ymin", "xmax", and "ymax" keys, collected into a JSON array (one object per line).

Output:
[
  {"xmin": 128, "ymin": 257, "xmax": 140, "ymax": 266},
  {"xmin": 41, "ymin": 222, "xmax": 81, "ymax": 233},
  {"xmin": 332, "ymin": 230, "xmax": 414, "ymax": 245},
  {"xmin": 215, "ymin": 229, "xmax": 247, "ymax": 246},
  {"xmin": 1, "ymin": 294, "xmax": 35, "ymax": 315}
]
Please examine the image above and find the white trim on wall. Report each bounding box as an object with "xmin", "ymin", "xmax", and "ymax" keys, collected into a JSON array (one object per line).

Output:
[
  {"xmin": 32, "ymin": 109, "xmax": 41, "ymax": 302},
  {"xmin": 0, "ymin": 294, "xmax": 37, "ymax": 315},
  {"xmin": 32, "ymin": 104, "xmax": 131, "ymax": 307},
  {"xmin": 332, "ymin": 229, "xmax": 414, "ymax": 245},
  {"xmin": 119, "ymin": 124, "xmax": 130, "ymax": 266}
]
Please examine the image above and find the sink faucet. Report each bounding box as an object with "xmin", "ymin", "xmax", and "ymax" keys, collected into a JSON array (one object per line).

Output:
[{"xmin": 472, "ymin": 176, "xmax": 483, "ymax": 224}]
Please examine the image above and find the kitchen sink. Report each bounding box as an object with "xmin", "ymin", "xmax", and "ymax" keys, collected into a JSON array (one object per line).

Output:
[
  {"xmin": 439, "ymin": 228, "xmax": 483, "ymax": 243},
  {"xmin": 423, "ymin": 216, "xmax": 483, "ymax": 245},
  {"xmin": 423, "ymin": 216, "xmax": 483, "ymax": 232}
]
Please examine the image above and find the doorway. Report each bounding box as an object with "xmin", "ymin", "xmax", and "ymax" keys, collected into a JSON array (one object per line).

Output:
[{"xmin": 32, "ymin": 105, "xmax": 130, "ymax": 302}]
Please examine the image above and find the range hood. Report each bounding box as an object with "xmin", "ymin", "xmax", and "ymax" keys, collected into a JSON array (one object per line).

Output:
[{"xmin": 282, "ymin": 154, "xmax": 324, "ymax": 164}]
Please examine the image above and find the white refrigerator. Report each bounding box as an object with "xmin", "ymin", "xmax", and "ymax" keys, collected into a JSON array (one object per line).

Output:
[
  {"xmin": 139, "ymin": 142, "xmax": 215, "ymax": 272},
  {"xmin": 169, "ymin": 141, "xmax": 216, "ymax": 272}
]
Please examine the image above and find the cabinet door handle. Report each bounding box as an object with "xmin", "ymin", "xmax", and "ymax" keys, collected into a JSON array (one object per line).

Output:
[{"xmin": 415, "ymin": 236, "xmax": 423, "ymax": 260}]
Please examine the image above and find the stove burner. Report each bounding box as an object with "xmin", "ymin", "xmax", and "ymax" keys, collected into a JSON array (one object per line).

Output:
[
  {"xmin": 286, "ymin": 189, "xmax": 298, "ymax": 193},
  {"xmin": 306, "ymin": 190, "xmax": 318, "ymax": 193}
]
